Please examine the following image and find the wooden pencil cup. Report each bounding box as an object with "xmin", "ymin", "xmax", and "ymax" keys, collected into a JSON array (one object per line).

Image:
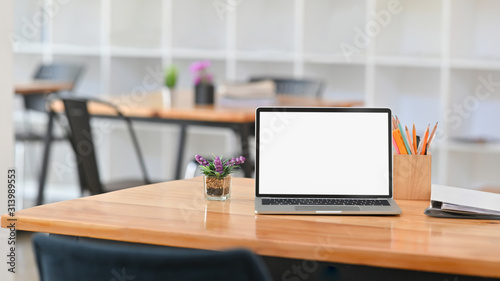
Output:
[{"xmin": 393, "ymin": 154, "xmax": 432, "ymax": 200}]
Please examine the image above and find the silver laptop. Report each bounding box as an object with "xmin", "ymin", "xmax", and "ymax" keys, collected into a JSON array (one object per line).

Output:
[{"xmin": 255, "ymin": 107, "xmax": 401, "ymax": 215}]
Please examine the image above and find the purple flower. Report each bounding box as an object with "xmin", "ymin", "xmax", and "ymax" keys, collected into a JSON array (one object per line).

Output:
[
  {"xmin": 225, "ymin": 158, "xmax": 235, "ymax": 167},
  {"xmin": 195, "ymin": 155, "xmax": 209, "ymax": 166},
  {"xmin": 214, "ymin": 156, "xmax": 223, "ymax": 174},
  {"xmin": 226, "ymin": 156, "xmax": 245, "ymax": 166},
  {"xmin": 189, "ymin": 60, "xmax": 211, "ymax": 73}
]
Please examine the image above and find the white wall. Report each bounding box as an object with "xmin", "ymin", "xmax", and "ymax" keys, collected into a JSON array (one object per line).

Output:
[{"xmin": 0, "ymin": 0, "xmax": 15, "ymax": 280}]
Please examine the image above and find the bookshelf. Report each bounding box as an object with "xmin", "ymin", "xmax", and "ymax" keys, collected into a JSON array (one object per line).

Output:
[{"xmin": 12, "ymin": 0, "xmax": 500, "ymax": 189}]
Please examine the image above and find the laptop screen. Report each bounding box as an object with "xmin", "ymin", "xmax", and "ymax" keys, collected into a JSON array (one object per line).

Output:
[{"xmin": 256, "ymin": 108, "xmax": 392, "ymax": 198}]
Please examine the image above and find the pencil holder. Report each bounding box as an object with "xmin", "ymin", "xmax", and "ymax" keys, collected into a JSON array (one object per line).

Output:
[{"xmin": 393, "ymin": 154, "xmax": 432, "ymax": 200}]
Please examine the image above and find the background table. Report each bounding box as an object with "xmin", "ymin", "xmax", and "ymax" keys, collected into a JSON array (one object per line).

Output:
[
  {"xmin": 4, "ymin": 177, "xmax": 500, "ymax": 279},
  {"xmin": 15, "ymin": 80, "xmax": 73, "ymax": 95},
  {"xmin": 36, "ymin": 92, "xmax": 362, "ymax": 204}
]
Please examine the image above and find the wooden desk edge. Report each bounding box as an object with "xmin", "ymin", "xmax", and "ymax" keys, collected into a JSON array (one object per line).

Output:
[{"xmin": 2, "ymin": 213, "xmax": 499, "ymax": 278}]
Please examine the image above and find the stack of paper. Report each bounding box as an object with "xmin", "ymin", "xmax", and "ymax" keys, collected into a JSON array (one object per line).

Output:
[
  {"xmin": 425, "ymin": 185, "xmax": 500, "ymax": 219},
  {"xmin": 218, "ymin": 80, "xmax": 277, "ymax": 107}
]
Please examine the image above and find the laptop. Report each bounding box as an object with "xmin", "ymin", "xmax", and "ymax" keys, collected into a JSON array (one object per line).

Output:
[{"xmin": 255, "ymin": 107, "xmax": 402, "ymax": 215}]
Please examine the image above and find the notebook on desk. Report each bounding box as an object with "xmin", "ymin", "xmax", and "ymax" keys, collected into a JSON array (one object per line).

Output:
[{"xmin": 255, "ymin": 107, "xmax": 402, "ymax": 215}]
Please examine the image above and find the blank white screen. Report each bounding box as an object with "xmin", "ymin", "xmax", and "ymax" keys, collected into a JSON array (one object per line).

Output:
[{"xmin": 258, "ymin": 111, "xmax": 390, "ymax": 196}]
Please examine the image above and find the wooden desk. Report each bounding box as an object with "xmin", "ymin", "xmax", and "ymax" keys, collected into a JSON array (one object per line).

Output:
[
  {"xmin": 15, "ymin": 80, "xmax": 73, "ymax": 95},
  {"xmin": 36, "ymin": 92, "xmax": 362, "ymax": 204},
  {"xmin": 4, "ymin": 177, "xmax": 500, "ymax": 279}
]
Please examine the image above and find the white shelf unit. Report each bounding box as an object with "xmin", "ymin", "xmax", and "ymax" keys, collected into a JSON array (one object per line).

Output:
[{"xmin": 12, "ymin": 0, "xmax": 500, "ymax": 189}]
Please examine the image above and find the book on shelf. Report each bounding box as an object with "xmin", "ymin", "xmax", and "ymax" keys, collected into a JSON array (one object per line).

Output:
[
  {"xmin": 218, "ymin": 80, "xmax": 278, "ymax": 108},
  {"xmin": 424, "ymin": 185, "xmax": 500, "ymax": 219}
]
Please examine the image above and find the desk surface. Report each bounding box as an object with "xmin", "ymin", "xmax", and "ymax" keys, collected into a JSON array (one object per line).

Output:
[
  {"xmin": 49, "ymin": 91, "xmax": 363, "ymax": 123},
  {"xmin": 15, "ymin": 80, "xmax": 74, "ymax": 95},
  {"xmin": 3, "ymin": 177, "xmax": 500, "ymax": 278}
]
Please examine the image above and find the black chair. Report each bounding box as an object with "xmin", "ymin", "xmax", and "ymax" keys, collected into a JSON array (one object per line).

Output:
[
  {"xmin": 47, "ymin": 97, "xmax": 151, "ymax": 197},
  {"xmin": 249, "ymin": 76, "xmax": 324, "ymax": 98},
  {"xmin": 33, "ymin": 234, "xmax": 273, "ymax": 281}
]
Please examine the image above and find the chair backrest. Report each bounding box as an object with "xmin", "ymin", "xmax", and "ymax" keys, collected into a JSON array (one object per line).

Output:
[
  {"xmin": 34, "ymin": 63, "xmax": 84, "ymax": 84},
  {"xmin": 59, "ymin": 98, "xmax": 150, "ymax": 195},
  {"xmin": 33, "ymin": 234, "xmax": 273, "ymax": 281},
  {"xmin": 25, "ymin": 63, "xmax": 84, "ymax": 112},
  {"xmin": 62, "ymin": 99, "xmax": 104, "ymax": 195},
  {"xmin": 249, "ymin": 76, "xmax": 324, "ymax": 98}
]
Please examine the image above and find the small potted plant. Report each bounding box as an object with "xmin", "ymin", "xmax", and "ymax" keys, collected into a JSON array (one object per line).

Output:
[
  {"xmin": 190, "ymin": 60, "xmax": 214, "ymax": 105},
  {"xmin": 162, "ymin": 65, "xmax": 178, "ymax": 108},
  {"xmin": 195, "ymin": 154, "xmax": 245, "ymax": 201}
]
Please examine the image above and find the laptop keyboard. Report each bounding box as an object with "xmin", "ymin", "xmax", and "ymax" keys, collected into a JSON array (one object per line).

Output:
[{"xmin": 262, "ymin": 198, "xmax": 390, "ymax": 206}]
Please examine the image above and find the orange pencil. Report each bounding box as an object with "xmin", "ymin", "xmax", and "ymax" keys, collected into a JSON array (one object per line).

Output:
[
  {"xmin": 420, "ymin": 124, "xmax": 430, "ymax": 155},
  {"xmin": 405, "ymin": 126, "xmax": 415, "ymax": 154},
  {"xmin": 393, "ymin": 129, "xmax": 407, "ymax": 155},
  {"xmin": 412, "ymin": 124, "xmax": 417, "ymax": 152}
]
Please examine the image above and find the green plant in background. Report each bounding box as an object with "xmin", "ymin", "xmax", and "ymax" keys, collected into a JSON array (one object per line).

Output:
[{"xmin": 164, "ymin": 65, "xmax": 178, "ymax": 89}]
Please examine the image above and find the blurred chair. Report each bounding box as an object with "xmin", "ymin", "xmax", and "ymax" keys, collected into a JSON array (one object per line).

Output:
[
  {"xmin": 17, "ymin": 63, "xmax": 84, "ymax": 137},
  {"xmin": 16, "ymin": 63, "xmax": 84, "ymax": 207},
  {"xmin": 39, "ymin": 97, "xmax": 151, "ymax": 200},
  {"xmin": 249, "ymin": 76, "xmax": 324, "ymax": 98},
  {"xmin": 33, "ymin": 234, "xmax": 273, "ymax": 281}
]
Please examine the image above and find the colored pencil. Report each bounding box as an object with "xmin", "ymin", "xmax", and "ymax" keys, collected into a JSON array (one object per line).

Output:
[
  {"xmin": 412, "ymin": 124, "xmax": 417, "ymax": 153},
  {"xmin": 426, "ymin": 122, "xmax": 438, "ymax": 151},
  {"xmin": 397, "ymin": 121, "xmax": 412, "ymax": 155},
  {"xmin": 405, "ymin": 125, "xmax": 415, "ymax": 154},
  {"xmin": 420, "ymin": 124, "xmax": 430, "ymax": 155},
  {"xmin": 393, "ymin": 129, "xmax": 407, "ymax": 155},
  {"xmin": 392, "ymin": 137, "xmax": 400, "ymax": 154}
]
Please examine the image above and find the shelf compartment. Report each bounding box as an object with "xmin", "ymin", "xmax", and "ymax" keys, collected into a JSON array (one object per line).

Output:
[
  {"xmin": 450, "ymin": 0, "xmax": 500, "ymax": 60},
  {"xmin": 447, "ymin": 69, "xmax": 500, "ymax": 140},
  {"xmin": 236, "ymin": 0, "xmax": 294, "ymax": 53},
  {"xmin": 12, "ymin": 0, "xmax": 43, "ymax": 45},
  {"xmin": 373, "ymin": 65, "xmax": 441, "ymax": 131},
  {"xmin": 374, "ymin": 0, "xmax": 442, "ymax": 58},
  {"xmin": 172, "ymin": 0, "xmax": 226, "ymax": 50},
  {"xmin": 53, "ymin": 0, "xmax": 100, "ymax": 47},
  {"xmin": 110, "ymin": 0, "xmax": 162, "ymax": 49},
  {"xmin": 303, "ymin": 0, "xmax": 367, "ymax": 56}
]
